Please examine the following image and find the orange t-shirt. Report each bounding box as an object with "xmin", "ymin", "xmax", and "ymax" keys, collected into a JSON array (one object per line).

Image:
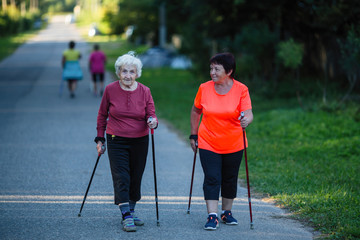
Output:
[{"xmin": 194, "ymin": 80, "xmax": 252, "ymax": 154}]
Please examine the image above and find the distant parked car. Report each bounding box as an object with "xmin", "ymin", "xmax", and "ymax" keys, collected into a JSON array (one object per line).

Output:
[
  {"xmin": 88, "ymin": 23, "xmax": 100, "ymax": 37},
  {"xmin": 171, "ymin": 55, "xmax": 192, "ymax": 69},
  {"xmin": 139, "ymin": 47, "xmax": 173, "ymax": 68},
  {"xmin": 139, "ymin": 47, "xmax": 192, "ymax": 69}
]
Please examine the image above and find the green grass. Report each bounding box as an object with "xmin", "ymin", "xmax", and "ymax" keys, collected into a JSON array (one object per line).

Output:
[
  {"xmin": 140, "ymin": 68, "xmax": 199, "ymax": 138},
  {"xmin": 245, "ymin": 109, "xmax": 360, "ymax": 239},
  {"xmin": 0, "ymin": 31, "xmax": 38, "ymax": 62}
]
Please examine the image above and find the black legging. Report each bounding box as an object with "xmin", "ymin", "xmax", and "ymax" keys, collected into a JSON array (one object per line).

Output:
[
  {"xmin": 199, "ymin": 149, "xmax": 243, "ymax": 200},
  {"xmin": 106, "ymin": 134, "xmax": 149, "ymax": 205},
  {"xmin": 92, "ymin": 73, "xmax": 104, "ymax": 83}
]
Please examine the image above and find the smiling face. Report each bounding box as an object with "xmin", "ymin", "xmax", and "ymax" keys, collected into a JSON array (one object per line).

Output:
[
  {"xmin": 210, "ymin": 63, "xmax": 230, "ymax": 83},
  {"xmin": 118, "ymin": 64, "xmax": 137, "ymax": 87}
]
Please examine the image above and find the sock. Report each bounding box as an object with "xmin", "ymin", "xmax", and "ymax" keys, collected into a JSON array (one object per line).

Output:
[
  {"xmin": 209, "ymin": 212, "xmax": 217, "ymax": 217},
  {"xmin": 222, "ymin": 210, "xmax": 231, "ymax": 214},
  {"xmin": 129, "ymin": 200, "xmax": 136, "ymax": 213},
  {"xmin": 119, "ymin": 203, "xmax": 131, "ymax": 219}
]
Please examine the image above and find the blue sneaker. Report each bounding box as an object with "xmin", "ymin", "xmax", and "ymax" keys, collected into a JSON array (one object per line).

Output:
[
  {"xmin": 221, "ymin": 210, "xmax": 238, "ymax": 225},
  {"xmin": 204, "ymin": 214, "xmax": 219, "ymax": 230}
]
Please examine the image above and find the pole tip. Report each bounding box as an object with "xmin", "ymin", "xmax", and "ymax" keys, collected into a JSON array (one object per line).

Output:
[
  {"xmin": 250, "ymin": 222, "xmax": 254, "ymax": 229},
  {"xmin": 187, "ymin": 210, "xmax": 190, "ymax": 214},
  {"xmin": 78, "ymin": 213, "xmax": 81, "ymax": 217},
  {"xmin": 157, "ymin": 221, "xmax": 160, "ymax": 227}
]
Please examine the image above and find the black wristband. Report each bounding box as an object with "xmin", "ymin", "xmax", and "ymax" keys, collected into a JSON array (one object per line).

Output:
[
  {"xmin": 189, "ymin": 134, "xmax": 198, "ymax": 141},
  {"xmin": 94, "ymin": 137, "xmax": 105, "ymax": 144}
]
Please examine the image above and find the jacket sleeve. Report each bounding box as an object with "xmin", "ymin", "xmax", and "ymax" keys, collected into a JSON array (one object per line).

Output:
[
  {"xmin": 96, "ymin": 87, "xmax": 109, "ymax": 137},
  {"xmin": 145, "ymin": 88, "xmax": 157, "ymax": 120}
]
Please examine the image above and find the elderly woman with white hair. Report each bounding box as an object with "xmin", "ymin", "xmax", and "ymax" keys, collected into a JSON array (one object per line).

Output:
[{"xmin": 95, "ymin": 52, "xmax": 158, "ymax": 232}]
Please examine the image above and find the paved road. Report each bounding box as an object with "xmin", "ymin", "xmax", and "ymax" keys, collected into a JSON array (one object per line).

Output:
[{"xmin": 0, "ymin": 16, "xmax": 316, "ymax": 240}]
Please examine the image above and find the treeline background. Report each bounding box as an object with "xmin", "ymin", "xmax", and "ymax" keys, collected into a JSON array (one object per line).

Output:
[{"xmin": 1, "ymin": 0, "xmax": 359, "ymax": 110}]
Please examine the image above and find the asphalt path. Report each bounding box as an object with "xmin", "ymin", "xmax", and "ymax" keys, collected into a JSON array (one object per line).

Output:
[{"xmin": 0, "ymin": 15, "xmax": 316, "ymax": 240}]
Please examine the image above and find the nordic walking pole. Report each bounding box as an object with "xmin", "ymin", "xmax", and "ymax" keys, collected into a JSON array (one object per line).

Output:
[
  {"xmin": 241, "ymin": 112, "xmax": 254, "ymax": 229},
  {"xmin": 149, "ymin": 117, "xmax": 160, "ymax": 226},
  {"xmin": 78, "ymin": 145, "xmax": 105, "ymax": 217},
  {"xmin": 187, "ymin": 142, "xmax": 197, "ymax": 214}
]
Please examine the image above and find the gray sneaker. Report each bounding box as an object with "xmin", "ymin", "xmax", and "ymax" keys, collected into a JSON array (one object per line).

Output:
[
  {"xmin": 131, "ymin": 212, "xmax": 144, "ymax": 226},
  {"xmin": 122, "ymin": 217, "xmax": 136, "ymax": 232}
]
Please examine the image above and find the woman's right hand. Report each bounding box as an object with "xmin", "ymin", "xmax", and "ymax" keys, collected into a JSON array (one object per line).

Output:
[
  {"xmin": 190, "ymin": 139, "xmax": 198, "ymax": 153},
  {"xmin": 96, "ymin": 142, "xmax": 106, "ymax": 155}
]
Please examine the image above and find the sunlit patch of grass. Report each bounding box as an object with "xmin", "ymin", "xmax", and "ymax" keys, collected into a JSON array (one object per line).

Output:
[
  {"xmin": 242, "ymin": 109, "xmax": 360, "ymax": 239},
  {"xmin": 0, "ymin": 31, "xmax": 37, "ymax": 61}
]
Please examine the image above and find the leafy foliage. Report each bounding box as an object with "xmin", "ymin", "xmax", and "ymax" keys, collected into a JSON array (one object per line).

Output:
[
  {"xmin": 0, "ymin": 5, "xmax": 41, "ymax": 37},
  {"xmin": 277, "ymin": 39, "xmax": 303, "ymax": 69},
  {"xmin": 338, "ymin": 25, "xmax": 360, "ymax": 105}
]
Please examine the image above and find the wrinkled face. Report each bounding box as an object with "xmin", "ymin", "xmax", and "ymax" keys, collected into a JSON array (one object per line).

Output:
[
  {"xmin": 210, "ymin": 63, "xmax": 229, "ymax": 83},
  {"xmin": 119, "ymin": 64, "xmax": 137, "ymax": 87}
]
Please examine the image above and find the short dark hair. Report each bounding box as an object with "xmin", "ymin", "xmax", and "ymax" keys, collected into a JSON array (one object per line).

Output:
[
  {"xmin": 69, "ymin": 41, "xmax": 75, "ymax": 49},
  {"xmin": 210, "ymin": 52, "xmax": 236, "ymax": 78},
  {"xmin": 94, "ymin": 44, "xmax": 99, "ymax": 50}
]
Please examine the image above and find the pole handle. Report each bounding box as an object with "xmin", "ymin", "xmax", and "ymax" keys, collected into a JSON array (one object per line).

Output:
[
  {"xmin": 98, "ymin": 145, "xmax": 105, "ymax": 157},
  {"xmin": 240, "ymin": 111, "xmax": 246, "ymax": 130},
  {"xmin": 149, "ymin": 116, "xmax": 154, "ymax": 134}
]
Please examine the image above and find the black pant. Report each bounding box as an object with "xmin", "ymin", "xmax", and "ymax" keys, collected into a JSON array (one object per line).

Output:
[
  {"xmin": 92, "ymin": 73, "xmax": 104, "ymax": 83},
  {"xmin": 107, "ymin": 134, "xmax": 149, "ymax": 205},
  {"xmin": 199, "ymin": 149, "xmax": 243, "ymax": 200}
]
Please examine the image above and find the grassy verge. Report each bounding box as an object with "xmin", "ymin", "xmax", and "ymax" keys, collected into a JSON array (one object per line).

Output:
[
  {"xmin": 87, "ymin": 39, "xmax": 359, "ymax": 239},
  {"xmin": 245, "ymin": 107, "xmax": 360, "ymax": 239},
  {"xmin": 0, "ymin": 31, "xmax": 38, "ymax": 62}
]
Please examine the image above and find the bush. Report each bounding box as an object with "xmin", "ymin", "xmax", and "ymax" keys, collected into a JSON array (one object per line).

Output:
[{"xmin": 0, "ymin": 8, "xmax": 40, "ymax": 37}]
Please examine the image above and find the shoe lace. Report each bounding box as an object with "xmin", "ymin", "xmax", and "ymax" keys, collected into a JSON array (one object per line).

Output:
[
  {"xmin": 124, "ymin": 217, "xmax": 135, "ymax": 226},
  {"xmin": 208, "ymin": 216, "xmax": 218, "ymax": 223},
  {"xmin": 222, "ymin": 211, "xmax": 233, "ymax": 219}
]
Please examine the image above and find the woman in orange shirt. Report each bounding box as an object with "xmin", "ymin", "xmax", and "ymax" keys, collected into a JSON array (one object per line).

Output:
[{"xmin": 190, "ymin": 52, "xmax": 253, "ymax": 230}]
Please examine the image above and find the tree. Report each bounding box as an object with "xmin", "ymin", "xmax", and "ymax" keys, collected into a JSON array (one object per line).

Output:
[
  {"xmin": 101, "ymin": 0, "xmax": 360, "ymax": 103},
  {"xmin": 338, "ymin": 26, "xmax": 360, "ymax": 105},
  {"xmin": 106, "ymin": 0, "xmax": 159, "ymax": 43},
  {"xmin": 277, "ymin": 38, "xmax": 304, "ymax": 108}
]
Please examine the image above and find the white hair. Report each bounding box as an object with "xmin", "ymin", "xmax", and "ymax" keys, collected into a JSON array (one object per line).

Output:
[{"xmin": 114, "ymin": 51, "xmax": 143, "ymax": 78}]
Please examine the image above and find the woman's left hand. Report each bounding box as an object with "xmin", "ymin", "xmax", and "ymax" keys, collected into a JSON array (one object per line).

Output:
[
  {"xmin": 239, "ymin": 116, "xmax": 250, "ymax": 128},
  {"xmin": 238, "ymin": 109, "xmax": 254, "ymax": 129},
  {"xmin": 147, "ymin": 117, "xmax": 158, "ymax": 129}
]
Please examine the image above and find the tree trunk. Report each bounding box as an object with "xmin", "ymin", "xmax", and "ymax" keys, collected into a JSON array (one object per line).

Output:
[
  {"xmin": 2, "ymin": 0, "xmax": 7, "ymax": 10},
  {"xmin": 295, "ymin": 68, "xmax": 305, "ymax": 110},
  {"xmin": 339, "ymin": 74, "xmax": 358, "ymax": 105}
]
